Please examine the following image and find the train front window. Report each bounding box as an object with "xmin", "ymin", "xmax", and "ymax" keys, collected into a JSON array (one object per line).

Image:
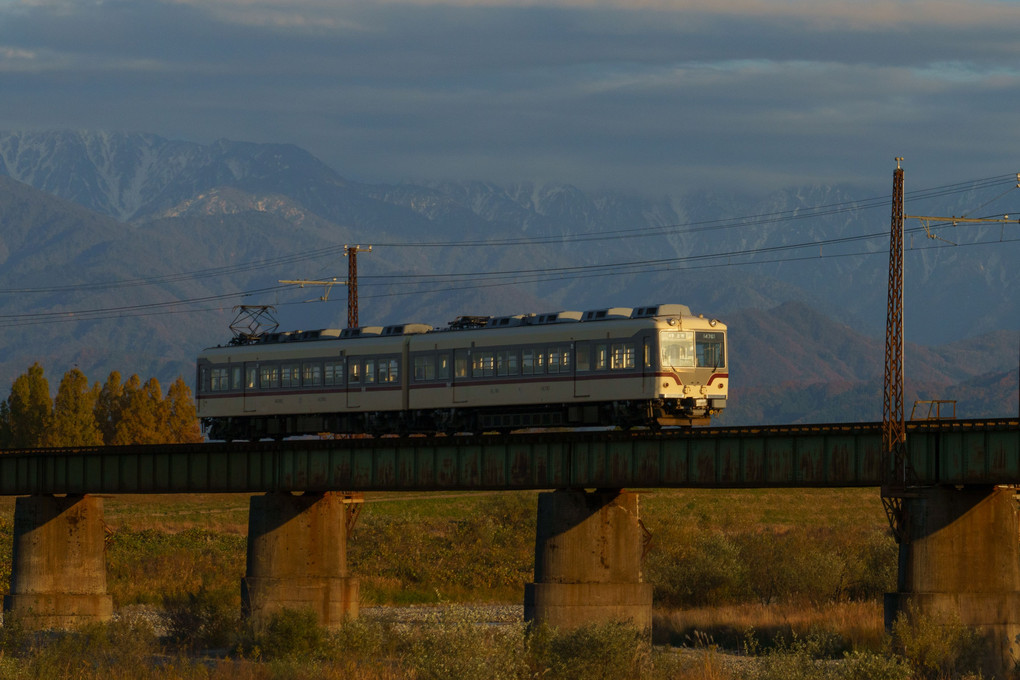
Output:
[
  {"xmin": 696, "ymin": 332, "xmax": 726, "ymax": 369},
  {"xmin": 660, "ymin": 331, "xmax": 695, "ymax": 368}
]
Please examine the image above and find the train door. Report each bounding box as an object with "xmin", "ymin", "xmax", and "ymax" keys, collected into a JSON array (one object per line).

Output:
[
  {"xmin": 642, "ymin": 335, "xmax": 655, "ymax": 393},
  {"xmin": 242, "ymin": 363, "xmax": 258, "ymax": 413},
  {"xmin": 452, "ymin": 348, "xmax": 469, "ymax": 404},
  {"xmin": 346, "ymin": 355, "xmax": 361, "ymax": 408},
  {"xmin": 572, "ymin": 340, "xmax": 589, "ymax": 398}
]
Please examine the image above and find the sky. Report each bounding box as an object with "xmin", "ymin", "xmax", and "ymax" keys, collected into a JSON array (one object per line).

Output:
[{"xmin": 1, "ymin": 0, "xmax": 1019, "ymax": 196}]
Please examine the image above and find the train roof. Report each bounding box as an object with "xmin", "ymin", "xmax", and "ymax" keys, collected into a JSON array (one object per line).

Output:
[{"xmin": 205, "ymin": 303, "xmax": 715, "ymax": 350}]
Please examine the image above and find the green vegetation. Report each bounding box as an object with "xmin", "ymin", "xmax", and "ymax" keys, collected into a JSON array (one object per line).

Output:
[{"xmin": 0, "ymin": 362, "xmax": 202, "ymax": 448}]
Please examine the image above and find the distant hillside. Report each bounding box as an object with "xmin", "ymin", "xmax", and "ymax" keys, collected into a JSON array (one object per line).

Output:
[{"xmin": 0, "ymin": 130, "xmax": 1016, "ymax": 424}]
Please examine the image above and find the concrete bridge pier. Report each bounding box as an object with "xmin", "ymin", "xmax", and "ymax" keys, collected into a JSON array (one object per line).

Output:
[
  {"xmin": 524, "ymin": 489, "xmax": 652, "ymax": 632},
  {"xmin": 885, "ymin": 485, "xmax": 1020, "ymax": 678},
  {"xmin": 2, "ymin": 494, "xmax": 113, "ymax": 629},
  {"xmin": 242, "ymin": 491, "xmax": 359, "ymax": 629}
]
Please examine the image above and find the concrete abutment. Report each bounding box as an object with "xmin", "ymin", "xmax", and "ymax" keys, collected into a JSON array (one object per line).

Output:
[
  {"xmin": 524, "ymin": 489, "xmax": 652, "ymax": 631},
  {"xmin": 2, "ymin": 494, "xmax": 113, "ymax": 629},
  {"xmin": 242, "ymin": 491, "xmax": 360, "ymax": 629},
  {"xmin": 885, "ymin": 485, "xmax": 1020, "ymax": 678}
]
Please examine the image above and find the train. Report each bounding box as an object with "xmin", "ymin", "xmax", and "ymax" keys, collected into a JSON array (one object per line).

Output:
[{"xmin": 195, "ymin": 303, "xmax": 727, "ymax": 440}]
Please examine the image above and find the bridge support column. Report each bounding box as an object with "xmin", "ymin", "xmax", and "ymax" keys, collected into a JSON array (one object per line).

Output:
[
  {"xmin": 242, "ymin": 492, "xmax": 359, "ymax": 629},
  {"xmin": 3, "ymin": 494, "xmax": 113, "ymax": 629},
  {"xmin": 524, "ymin": 489, "xmax": 652, "ymax": 632},
  {"xmin": 885, "ymin": 485, "xmax": 1020, "ymax": 678}
]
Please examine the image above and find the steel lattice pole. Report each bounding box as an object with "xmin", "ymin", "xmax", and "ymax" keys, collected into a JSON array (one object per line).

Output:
[{"xmin": 881, "ymin": 159, "xmax": 908, "ymax": 540}]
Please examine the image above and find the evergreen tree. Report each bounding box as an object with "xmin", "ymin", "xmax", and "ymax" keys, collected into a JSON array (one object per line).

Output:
[
  {"xmin": 94, "ymin": 371, "xmax": 124, "ymax": 445},
  {"xmin": 5, "ymin": 362, "xmax": 53, "ymax": 448},
  {"xmin": 165, "ymin": 376, "xmax": 203, "ymax": 443},
  {"xmin": 49, "ymin": 368, "xmax": 103, "ymax": 447}
]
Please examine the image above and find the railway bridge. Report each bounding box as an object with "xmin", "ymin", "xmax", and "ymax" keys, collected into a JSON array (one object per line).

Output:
[{"xmin": 2, "ymin": 418, "xmax": 1019, "ymax": 671}]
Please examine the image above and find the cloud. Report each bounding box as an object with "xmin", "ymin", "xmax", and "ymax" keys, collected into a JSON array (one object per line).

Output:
[{"xmin": 1, "ymin": 0, "xmax": 1018, "ymax": 194}]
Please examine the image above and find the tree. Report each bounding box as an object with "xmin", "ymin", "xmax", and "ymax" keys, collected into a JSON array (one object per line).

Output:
[
  {"xmin": 5, "ymin": 362, "xmax": 53, "ymax": 448},
  {"xmin": 94, "ymin": 371, "xmax": 124, "ymax": 445},
  {"xmin": 49, "ymin": 368, "xmax": 103, "ymax": 447},
  {"xmin": 112, "ymin": 376, "xmax": 167, "ymax": 445},
  {"xmin": 165, "ymin": 376, "xmax": 203, "ymax": 443}
]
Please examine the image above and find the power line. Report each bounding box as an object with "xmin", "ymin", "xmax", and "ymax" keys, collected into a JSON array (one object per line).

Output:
[
  {"xmin": 2, "ymin": 173, "xmax": 1015, "ymax": 295},
  {"xmin": 0, "ymin": 174, "xmax": 1015, "ymax": 325}
]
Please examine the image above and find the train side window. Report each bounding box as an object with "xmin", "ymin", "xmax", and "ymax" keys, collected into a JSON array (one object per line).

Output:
[
  {"xmin": 247, "ymin": 367, "xmax": 258, "ymax": 389},
  {"xmin": 561, "ymin": 347, "xmax": 571, "ymax": 373},
  {"xmin": 522, "ymin": 349, "xmax": 535, "ymax": 375},
  {"xmin": 454, "ymin": 350, "xmax": 469, "ymax": 378},
  {"xmin": 281, "ymin": 364, "xmax": 300, "ymax": 387},
  {"xmin": 414, "ymin": 355, "xmax": 436, "ymax": 381},
  {"xmin": 365, "ymin": 358, "xmax": 377, "ymax": 384},
  {"xmin": 210, "ymin": 367, "xmax": 227, "ymax": 391},
  {"xmin": 497, "ymin": 350, "xmax": 518, "ymax": 376},
  {"xmin": 231, "ymin": 366, "xmax": 243, "ymax": 390},
  {"xmin": 379, "ymin": 358, "xmax": 398, "ymax": 383},
  {"xmin": 348, "ymin": 360, "xmax": 361, "ymax": 384},
  {"xmin": 260, "ymin": 364, "xmax": 280, "ymax": 388},
  {"xmin": 325, "ymin": 361, "xmax": 343, "ymax": 386},
  {"xmin": 576, "ymin": 344, "xmax": 590, "ymax": 371},
  {"xmin": 611, "ymin": 343, "xmax": 635, "ymax": 370},
  {"xmin": 304, "ymin": 363, "xmax": 323, "ymax": 386},
  {"xmin": 547, "ymin": 349, "xmax": 560, "ymax": 373},
  {"xmin": 595, "ymin": 344, "xmax": 608, "ymax": 371},
  {"xmin": 536, "ymin": 350, "xmax": 546, "ymax": 373},
  {"xmin": 473, "ymin": 351, "xmax": 494, "ymax": 377},
  {"xmin": 438, "ymin": 353, "xmax": 451, "ymax": 380}
]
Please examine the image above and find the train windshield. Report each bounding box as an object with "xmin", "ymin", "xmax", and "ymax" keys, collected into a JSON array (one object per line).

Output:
[
  {"xmin": 696, "ymin": 331, "xmax": 725, "ymax": 369},
  {"xmin": 659, "ymin": 330, "xmax": 695, "ymax": 368}
]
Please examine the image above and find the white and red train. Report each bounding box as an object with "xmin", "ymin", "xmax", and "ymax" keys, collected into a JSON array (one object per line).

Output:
[{"xmin": 195, "ymin": 303, "xmax": 727, "ymax": 440}]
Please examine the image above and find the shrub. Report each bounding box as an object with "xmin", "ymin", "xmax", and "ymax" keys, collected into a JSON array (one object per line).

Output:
[
  {"xmin": 649, "ymin": 530, "xmax": 747, "ymax": 607},
  {"xmin": 247, "ymin": 608, "xmax": 325, "ymax": 661},
  {"xmin": 891, "ymin": 605, "xmax": 988, "ymax": 680},
  {"xmin": 840, "ymin": 650, "xmax": 912, "ymax": 680},
  {"xmin": 528, "ymin": 621, "xmax": 651, "ymax": 680},
  {"xmin": 405, "ymin": 606, "xmax": 526, "ymax": 680},
  {"xmin": 163, "ymin": 584, "xmax": 238, "ymax": 651}
]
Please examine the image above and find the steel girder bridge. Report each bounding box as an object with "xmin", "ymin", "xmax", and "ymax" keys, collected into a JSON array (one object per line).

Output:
[{"xmin": 0, "ymin": 418, "xmax": 1016, "ymax": 496}]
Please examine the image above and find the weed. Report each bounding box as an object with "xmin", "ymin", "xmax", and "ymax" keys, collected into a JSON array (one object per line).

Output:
[{"xmin": 891, "ymin": 604, "xmax": 989, "ymax": 680}]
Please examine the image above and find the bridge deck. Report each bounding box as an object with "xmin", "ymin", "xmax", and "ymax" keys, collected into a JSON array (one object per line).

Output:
[{"xmin": 0, "ymin": 419, "xmax": 1016, "ymax": 495}]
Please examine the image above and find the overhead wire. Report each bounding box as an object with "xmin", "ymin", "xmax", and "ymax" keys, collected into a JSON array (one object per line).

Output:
[{"xmin": 0, "ymin": 173, "xmax": 1016, "ymax": 325}]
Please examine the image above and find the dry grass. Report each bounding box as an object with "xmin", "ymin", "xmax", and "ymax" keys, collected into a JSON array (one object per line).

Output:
[{"xmin": 655, "ymin": 600, "xmax": 887, "ymax": 653}]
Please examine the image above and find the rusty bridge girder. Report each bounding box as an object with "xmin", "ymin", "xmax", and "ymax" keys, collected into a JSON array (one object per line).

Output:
[{"xmin": 0, "ymin": 419, "xmax": 1016, "ymax": 496}]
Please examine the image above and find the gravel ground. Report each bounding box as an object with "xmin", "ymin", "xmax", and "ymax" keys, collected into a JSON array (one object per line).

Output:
[{"xmin": 361, "ymin": 603, "xmax": 525, "ymax": 626}]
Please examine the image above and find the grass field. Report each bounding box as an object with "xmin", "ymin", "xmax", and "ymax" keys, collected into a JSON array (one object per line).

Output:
[{"xmin": 0, "ymin": 487, "xmax": 996, "ymax": 678}]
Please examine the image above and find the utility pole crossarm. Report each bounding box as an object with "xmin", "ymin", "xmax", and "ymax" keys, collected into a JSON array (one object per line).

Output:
[
  {"xmin": 905, "ymin": 215, "xmax": 1019, "ymax": 245},
  {"xmin": 278, "ymin": 278, "xmax": 346, "ymax": 302},
  {"xmin": 905, "ymin": 215, "xmax": 1019, "ymax": 224}
]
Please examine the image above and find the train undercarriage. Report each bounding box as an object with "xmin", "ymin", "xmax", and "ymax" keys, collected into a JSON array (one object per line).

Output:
[{"xmin": 203, "ymin": 398, "xmax": 719, "ymax": 441}]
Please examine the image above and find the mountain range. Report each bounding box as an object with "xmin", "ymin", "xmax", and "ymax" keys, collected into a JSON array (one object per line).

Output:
[{"xmin": 0, "ymin": 130, "xmax": 1016, "ymax": 425}]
